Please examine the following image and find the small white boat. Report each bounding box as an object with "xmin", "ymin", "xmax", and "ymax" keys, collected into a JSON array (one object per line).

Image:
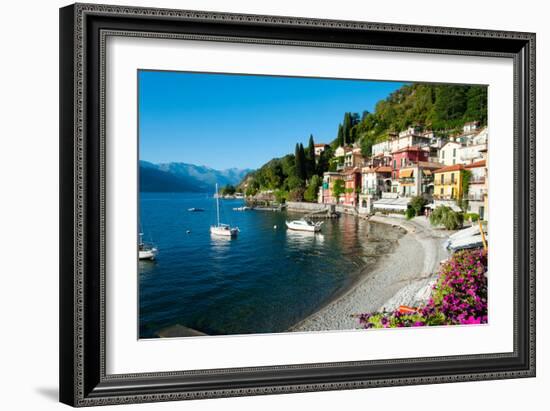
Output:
[
  {"xmin": 232, "ymin": 206, "xmax": 251, "ymax": 211},
  {"xmin": 210, "ymin": 183, "xmax": 239, "ymax": 238},
  {"xmin": 285, "ymin": 219, "xmax": 323, "ymax": 233},
  {"xmin": 188, "ymin": 207, "xmax": 205, "ymax": 212},
  {"xmin": 138, "ymin": 233, "xmax": 157, "ymax": 260}
]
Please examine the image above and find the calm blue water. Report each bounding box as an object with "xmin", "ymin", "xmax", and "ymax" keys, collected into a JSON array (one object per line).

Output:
[{"xmin": 139, "ymin": 192, "xmax": 402, "ymax": 337}]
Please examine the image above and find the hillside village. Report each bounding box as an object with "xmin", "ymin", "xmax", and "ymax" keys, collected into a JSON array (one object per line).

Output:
[
  {"xmin": 238, "ymin": 120, "xmax": 488, "ymax": 222},
  {"xmin": 235, "ymin": 83, "xmax": 488, "ymax": 223},
  {"xmin": 318, "ymin": 121, "xmax": 488, "ymax": 220}
]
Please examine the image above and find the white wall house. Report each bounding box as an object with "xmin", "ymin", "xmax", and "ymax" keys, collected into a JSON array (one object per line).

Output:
[
  {"xmin": 439, "ymin": 141, "xmax": 463, "ymax": 166},
  {"xmin": 465, "ymin": 160, "xmax": 487, "ymax": 219},
  {"xmin": 371, "ymin": 140, "xmax": 391, "ymax": 157}
]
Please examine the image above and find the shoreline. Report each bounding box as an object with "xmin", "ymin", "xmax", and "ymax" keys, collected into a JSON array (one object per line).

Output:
[{"xmin": 290, "ymin": 215, "xmax": 450, "ymax": 332}]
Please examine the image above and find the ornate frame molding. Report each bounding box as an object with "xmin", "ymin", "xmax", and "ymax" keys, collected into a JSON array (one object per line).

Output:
[{"xmin": 60, "ymin": 3, "xmax": 535, "ymax": 407}]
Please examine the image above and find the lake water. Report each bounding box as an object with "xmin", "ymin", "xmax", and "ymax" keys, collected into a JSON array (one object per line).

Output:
[{"xmin": 139, "ymin": 192, "xmax": 403, "ymax": 338}]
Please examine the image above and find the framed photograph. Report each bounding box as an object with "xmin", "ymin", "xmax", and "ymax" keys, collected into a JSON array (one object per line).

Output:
[{"xmin": 59, "ymin": 3, "xmax": 535, "ymax": 407}]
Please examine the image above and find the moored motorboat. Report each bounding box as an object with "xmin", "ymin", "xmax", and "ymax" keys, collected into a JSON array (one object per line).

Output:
[
  {"xmin": 232, "ymin": 206, "xmax": 251, "ymax": 211},
  {"xmin": 188, "ymin": 207, "xmax": 205, "ymax": 212},
  {"xmin": 285, "ymin": 219, "xmax": 323, "ymax": 233}
]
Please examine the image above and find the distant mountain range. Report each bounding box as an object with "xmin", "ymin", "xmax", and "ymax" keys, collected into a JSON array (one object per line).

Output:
[{"xmin": 139, "ymin": 161, "xmax": 253, "ymax": 193}]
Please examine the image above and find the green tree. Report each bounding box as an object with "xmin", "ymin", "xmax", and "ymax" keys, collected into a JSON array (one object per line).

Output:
[
  {"xmin": 458, "ymin": 169, "xmax": 472, "ymax": 212},
  {"xmin": 430, "ymin": 206, "xmax": 464, "ymax": 230},
  {"xmin": 332, "ymin": 179, "xmax": 345, "ymax": 199},
  {"xmin": 335, "ymin": 124, "xmax": 344, "ymax": 148},
  {"xmin": 304, "ymin": 175, "xmax": 321, "ymax": 202},
  {"xmin": 316, "ymin": 150, "xmax": 329, "ymax": 176},
  {"xmin": 306, "ymin": 134, "xmax": 316, "ymax": 179},
  {"xmin": 409, "ymin": 196, "xmax": 427, "ymax": 216},
  {"xmin": 220, "ymin": 184, "xmax": 236, "ymax": 195},
  {"xmin": 464, "ymin": 86, "xmax": 488, "ymax": 124},
  {"xmin": 285, "ymin": 174, "xmax": 305, "ymax": 191}
]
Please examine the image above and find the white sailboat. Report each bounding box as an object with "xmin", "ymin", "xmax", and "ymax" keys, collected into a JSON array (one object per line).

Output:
[
  {"xmin": 138, "ymin": 232, "xmax": 158, "ymax": 260},
  {"xmin": 210, "ymin": 183, "xmax": 239, "ymax": 237}
]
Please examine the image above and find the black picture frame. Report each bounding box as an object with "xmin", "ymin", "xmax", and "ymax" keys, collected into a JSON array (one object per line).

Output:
[{"xmin": 59, "ymin": 3, "xmax": 536, "ymax": 407}]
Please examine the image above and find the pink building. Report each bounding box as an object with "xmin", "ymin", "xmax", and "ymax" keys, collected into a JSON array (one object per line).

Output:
[
  {"xmin": 391, "ymin": 146, "xmax": 430, "ymax": 180},
  {"xmin": 342, "ymin": 168, "xmax": 362, "ymax": 207}
]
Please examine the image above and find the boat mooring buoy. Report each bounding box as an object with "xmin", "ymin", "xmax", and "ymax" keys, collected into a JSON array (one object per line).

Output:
[
  {"xmin": 273, "ymin": 225, "xmax": 277, "ymax": 229},
  {"xmin": 186, "ymin": 230, "xmax": 191, "ymax": 234}
]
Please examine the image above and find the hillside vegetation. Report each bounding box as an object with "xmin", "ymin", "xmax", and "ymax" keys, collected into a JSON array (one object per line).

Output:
[{"xmin": 238, "ymin": 83, "xmax": 487, "ymax": 201}]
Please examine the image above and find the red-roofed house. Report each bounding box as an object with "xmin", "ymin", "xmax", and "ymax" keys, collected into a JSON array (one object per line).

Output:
[{"xmin": 390, "ymin": 146, "xmax": 430, "ymax": 192}]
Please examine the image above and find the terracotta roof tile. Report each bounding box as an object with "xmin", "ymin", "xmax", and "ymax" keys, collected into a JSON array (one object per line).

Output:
[{"xmin": 433, "ymin": 164, "xmax": 465, "ymax": 173}]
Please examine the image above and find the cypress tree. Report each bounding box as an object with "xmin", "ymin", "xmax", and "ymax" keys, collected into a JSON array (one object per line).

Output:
[
  {"xmin": 294, "ymin": 143, "xmax": 301, "ymax": 178},
  {"xmin": 307, "ymin": 134, "xmax": 316, "ymax": 178},
  {"xmin": 336, "ymin": 124, "xmax": 344, "ymax": 147},
  {"xmin": 298, "ymin": 143, "xmax": 307, "ymax": 181}
]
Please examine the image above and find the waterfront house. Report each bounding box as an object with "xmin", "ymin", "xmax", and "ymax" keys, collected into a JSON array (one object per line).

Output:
[
  {"xmin": 388, "ymin": 126, "xmax": 432, "ymax": 153},
  {"xmin": 342, "ymin": 167, "xmax": 362, "ymax": 207},
  {"xmin": 370, "ymin": 152, "xmax": 393, "ymax": 168},
  {"xmin": 458, "ymin": 127, "xmax": 488, "ymax": 164},
  {"xmin": 397, "ymin": 161, "xmax": 442, "ymax": 198},
  {"xmin": 371, "ymin": 139, "xmax": 392, "ymax": 157},
  {"xmin": 334, "ymin": 146, "xmax": 354, "ymax": 171},
  {"xmin": 439, "ymin": 141, "xmax": 463, "ymax": 166},
  {"xmin": 361, "ymin": 166, "xmax": 392, "ymax": 197},
  {"xmin": 390, "ymin": 146, "xmax": 430, "ymax": 192},
  {"xmin": 465, "ymin": 159, "xmax": 487, "ymax": 220},
  {"xmin": 433, "ymin": 164, "xmax": 465, "ymax": 207},
  {"xmin": 319, "ymin": 171, "xmax": 344, "ymax": 204},
  {"xmin": 344, "ymin": 146, "xmax": 364, "ymax": 170}
]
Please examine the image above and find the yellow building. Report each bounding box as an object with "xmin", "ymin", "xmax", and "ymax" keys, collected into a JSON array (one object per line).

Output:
[{"xmin": 433, "ymin": 164, "xmax": 465, "ymax": 200}]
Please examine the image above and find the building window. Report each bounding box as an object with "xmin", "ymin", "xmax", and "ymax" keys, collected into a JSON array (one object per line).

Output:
[
  {"xmin": 442, "ymin": 151, "xmax": 445, "ymax": 159},
  {"xmin": 393, "ymin": 159, "xmax": 396, "ymax": 169},
  {"xmin": 451, "ymin": 187, "xmax": 455, "ymax": 198},
  {"xmin": 453, "ymin": 148, "xmax": 456, "ymax": 157},
  {"xmin": 440, "ymin": 174, "xmax": 444, "ymax": 184},
  {"xmin": 440, "ymin": 188, "xmax": 444, "ymax": 195},
  {"xmin": 451, "ymin": 173, "xmax": 455, "ymax": 183}
]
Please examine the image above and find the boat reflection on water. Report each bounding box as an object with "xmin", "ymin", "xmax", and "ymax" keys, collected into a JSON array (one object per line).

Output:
[
  {"xmin": 138, "ymin": 258, "xmax": 157, "ymax": 280},
  {"xmin": 210, "ymin": 232, "xmax": 234, "ymax": 253},
  {"xmin": 285, "ymin": 228, "xmax": 325, "ymax": 249}
]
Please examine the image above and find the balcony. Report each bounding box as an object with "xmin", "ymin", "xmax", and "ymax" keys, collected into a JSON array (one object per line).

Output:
[
  {"xmin": 435, "ymin": 179, "xmax": 456, "ymax": 185},
  {"xmin": 433, "ymin": 194, "xmax": 455, "ymax": 200},
  {"xmin": 467, "ymin": 194, "xmax": 486, "ymax": 201},
  {"xmin": 399, "ymin": 177, "xmax": 415, "ymax": 184},
  {"xmin": 470, "ymin": 176, "xmax": 486, "ymax": 184}
]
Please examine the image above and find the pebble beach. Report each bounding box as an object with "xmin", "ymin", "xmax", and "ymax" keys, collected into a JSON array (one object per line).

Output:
[{"xmin": 290, "ymin": 215, "xmax": 450, "ymax": 332}]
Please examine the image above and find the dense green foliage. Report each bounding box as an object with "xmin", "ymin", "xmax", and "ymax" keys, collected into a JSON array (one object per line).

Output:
[
  {"xmin": 430, "ymin": 205, "xmax": 464, "ymax": 230},
  {"xmin": 240, "ymin": 136, "xmax": 330, "ymax": 202},
  {"xmin": 304, "ymin": 175, "xmax": 321, "ymax": 202},
  {"xmin": 409, "ymin": 196, "xmax": 428, "ymax": 216},
  {"xmin": 332, "ymin": 179, "xmax": 346, "ymax": 199},
  {"xmin": 458, "ymin": 169, "xmax": 472, "ymax": 211},
  {"xmin": 220, "ymin": 184, "xmax": 237, "ymax": 196}
]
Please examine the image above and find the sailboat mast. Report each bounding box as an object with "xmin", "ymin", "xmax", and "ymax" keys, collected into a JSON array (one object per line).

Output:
[{"xmin": 215, "ymin": 183, "xmax": 220, "ymax": 226}]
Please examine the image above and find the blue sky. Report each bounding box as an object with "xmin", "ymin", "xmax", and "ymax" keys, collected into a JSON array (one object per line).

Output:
[{"xmin": 139, "ymin": 70, "xmax": 405, "ymax": 170}]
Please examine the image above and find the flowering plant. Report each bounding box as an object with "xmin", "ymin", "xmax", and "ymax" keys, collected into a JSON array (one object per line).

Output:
[{"xmin": 357, "ymin": 249, "xmax": 487, "ymax": 329}]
